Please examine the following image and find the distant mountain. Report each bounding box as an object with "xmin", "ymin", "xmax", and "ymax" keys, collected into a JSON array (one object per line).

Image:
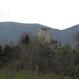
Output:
[
  {"xmin": 0, "ymin": 22, "xmax": 79, "ymax": 47},
  {"xmin": 59, "ymin": 24, "xmax": 79, "ymax": 47}
]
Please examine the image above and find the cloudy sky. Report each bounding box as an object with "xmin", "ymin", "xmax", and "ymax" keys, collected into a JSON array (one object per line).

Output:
[{"xmin": 0, "ymin": 0, "xmax": 79, "ymax": 29}]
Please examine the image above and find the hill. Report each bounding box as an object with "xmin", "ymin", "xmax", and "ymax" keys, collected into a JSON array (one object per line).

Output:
[{"xmin": 0, "ymin": 22, "xmax": 79, "ymax": 47}]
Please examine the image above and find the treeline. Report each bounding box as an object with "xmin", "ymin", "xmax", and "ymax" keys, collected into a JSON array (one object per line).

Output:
[{"xmin": 0, "ymin": 33, "xmax": 79, "ymax": 78}]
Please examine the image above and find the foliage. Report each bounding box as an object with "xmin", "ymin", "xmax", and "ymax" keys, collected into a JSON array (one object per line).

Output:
[{"xmin": 0, "ymin": 33, "xmax": 79, "ymax": 78}]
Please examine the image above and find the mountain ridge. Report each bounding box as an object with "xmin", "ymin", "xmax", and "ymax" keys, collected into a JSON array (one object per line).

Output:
[{"xmin": 0, "ymin": 22, "xmax": 78, "ymax": 47}]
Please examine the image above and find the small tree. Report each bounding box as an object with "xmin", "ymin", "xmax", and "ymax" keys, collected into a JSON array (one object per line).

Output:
[
  {"xmin": 18, "ymin": 32, "xmax": 31, "ymax": 70},
  {"xmin": 0, "ymin": 45, "xmax": 3, "ymax": 57},
  {"xmin": 0, "ymin": 45, "xmax": 3, "ymax": 67},
  {"xmin": 19, "ymin": 32, "xmax": 30, "ymax": 46}
]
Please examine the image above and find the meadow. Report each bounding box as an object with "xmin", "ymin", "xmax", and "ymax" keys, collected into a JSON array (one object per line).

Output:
[{"xmin": 0, "ymin": 69, "xmax": 73, "ymax": 79}]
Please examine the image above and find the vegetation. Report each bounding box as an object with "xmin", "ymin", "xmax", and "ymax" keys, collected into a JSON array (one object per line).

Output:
[{"xmin": 0, "ymin": 32, "xmax": 79, "ymax": 79}]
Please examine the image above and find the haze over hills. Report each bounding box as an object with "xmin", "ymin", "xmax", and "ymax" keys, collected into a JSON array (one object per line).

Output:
[{"xmin": 0, "ymin": 22, "xmax": 78, "ymax": 47}]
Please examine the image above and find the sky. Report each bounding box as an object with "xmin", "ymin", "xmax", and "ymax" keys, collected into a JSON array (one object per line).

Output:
[{"xmin": 0, "ymin": 0, "xmax": 79, "ymax": 30}]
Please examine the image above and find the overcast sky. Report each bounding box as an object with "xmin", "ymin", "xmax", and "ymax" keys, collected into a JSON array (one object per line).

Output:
[{"xmin": 0, "ymin": 0, "xmax": 79, "ymax": 29}]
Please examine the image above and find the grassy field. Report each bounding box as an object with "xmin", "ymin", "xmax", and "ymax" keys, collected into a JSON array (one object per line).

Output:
[{"xmin": 0, "ymin": 69, "xmax": 74, "ymax": 79}]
